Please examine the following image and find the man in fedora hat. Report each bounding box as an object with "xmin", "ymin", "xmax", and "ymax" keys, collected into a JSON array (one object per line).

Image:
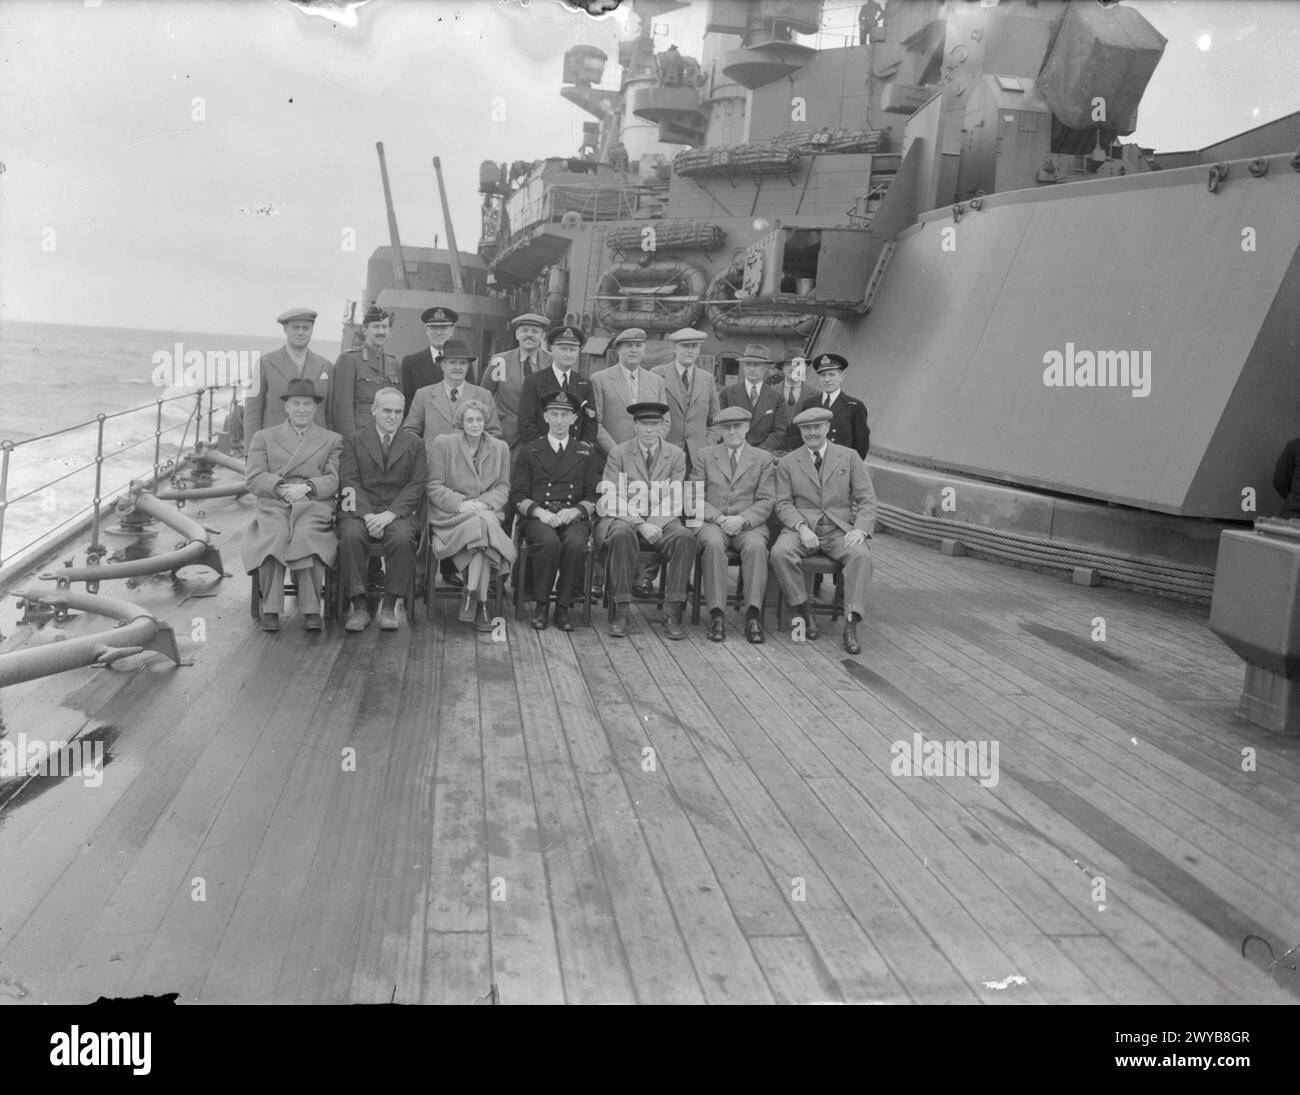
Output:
[
  {"xmin": 772, "ymin": 353, "xmax": 823, "ymax": 451},
  {"xmin": 338, "ymin": 387, "xmax": 427, "ymax": 633},
  {"xmin": 242, "ymin": 378, "xmax": 343, "ymax": 632},
  {"xmin": 244, "ymin": 308, "xmax": 333, "ymax": 439},
  {"xmin": 692, "ymin": 405, "xmax": 776, "ymax": 643},
  {"xmin": 518, "ymin": 325, "xmax": 598, "ymax": 448},
  {"xmin": 402, "ymin": 338, "xmax": 502, "ymax": 442},
  {"xmin": 720, "ymin": 344, "xmax": 785, "ymax": 451},
  {"xmin": 773, "ymin": 405, "xmax": 876, "ymax": 654},
  {"xmin": 785, "ymin": 352, "xmax": 870, "ymax": 458},
  {"xmin": 330, "ymin": 304, "xmax": 402, "ymax": 440},
  {"xmin": 481, "ymin": 312, "xmax": 552, "ymax": 458},
  {"xmin": 400, "ymin": 305, "xmax": 459, "ymax": 415},
  {"xmin": 654, "ymin": 326, "xmax": 719, "ymax": 475},
  {"xmin": 509, "ymin": 390, "xmax": 601, "ymax": 631}
]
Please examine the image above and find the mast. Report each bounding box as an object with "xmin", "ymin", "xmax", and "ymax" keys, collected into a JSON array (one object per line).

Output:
[
  {"xmin": 432, "ymin": 156, "xmax": 466, "ymax": 295},
  {"xmin": 375, "ymin": 141, "xmax": 408, "ymax": 290}
]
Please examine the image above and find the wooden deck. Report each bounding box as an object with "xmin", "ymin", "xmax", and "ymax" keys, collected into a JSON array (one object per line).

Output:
[{"xmin": 0, "ymin": 499, "xmax": 1297, "ymax": 1004}]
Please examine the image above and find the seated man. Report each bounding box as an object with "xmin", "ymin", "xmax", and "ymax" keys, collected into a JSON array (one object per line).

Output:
[
  {"xmin": 242, "ymin": 378, "xmax": 342, "ymax": 632},
  {"xmin": 338, "ymin": 387, "xmax": 428, "ymax": 633},
  {"xmin": 509, "ymin": 391, "xmax": 601, "ymax": 632},
  {"xmin": 772, "ymin": 406, "xmax": 877, "ymax": 654},
  {"xmin": 596, "ymin": 401, "xmax": 695, "ymax": 640},
  {"xmin": 693, "ymin": 406, "xmax": 776, "ymax": 644}
]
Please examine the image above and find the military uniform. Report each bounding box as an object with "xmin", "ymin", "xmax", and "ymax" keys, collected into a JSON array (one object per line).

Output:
[
  {"xmin": 331, "ymin": 344, "xmax": 402, "ymax": 440},
  {"xmin": 785, "ymin": 353, "xmax": 870, "ymax": 457},
  {"xmin": 517, "ymin": 327, "xmax": 599, "ymax": 447}
]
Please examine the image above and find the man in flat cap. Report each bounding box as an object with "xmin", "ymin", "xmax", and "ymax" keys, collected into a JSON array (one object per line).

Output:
[
  {"xmin": 654, "ymin": 327, "xmax": 720, "ymax": 476},
  {"xmin": 772, "ymin": 354, "xmax": 823, "ymax": 451},
  {"xmin": 244, "ymin": 308, "xmax": 333, "ymax": 440},
  {"xmin": 481, "ymin": 312, "xmax": 552, "ymax": 459},
  {"xmin": 596, "ymin": 401, "xmax": 695, "ymax": 639},
  {"xmin": 785, "ymin": 352, "xmax": 870, "ymax": 458},
  {"xmin": 773, "ymin": 406, "xmax": 876, "ymax": 654},
  {"xmin": 403, "ymin": 338, "xmax": 503, "ymax": 442},
  {"xmin": 692, "ymin": 405, "xmax": 776, "ymax": 643},
  {"xmin": 720, "ymin": 344, "xmax": 785, "ymax": 452},
  {"xmin": 242, "ymin": 378, "xmax": 342, "ymax": 632},
  {"xmin": 591, "ymin": 327, "xmax": 668, "ymax": 463},
  {"xmin": 400, "ymin": 305, "xmax": 459, "ymax": 416},
  {"xmin": 509, "ymin": 391, "xmax": 601, "ymax": 631},
  {"xmin": 330, "ymin": 304, "xmax": 402, "ymax": 440},
  {"xmin": 338, "ymin": 387, "xmax": 427, "ymax": 633},
  {"xmin": 518, "ymin": 326, "xmax": 598, "ymax": 448}
]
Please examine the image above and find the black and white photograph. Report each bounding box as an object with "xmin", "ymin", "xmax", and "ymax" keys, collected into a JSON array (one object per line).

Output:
[{"xmin": 0, "ymin": 0, "xmax": 1297, "ymax": 1050}]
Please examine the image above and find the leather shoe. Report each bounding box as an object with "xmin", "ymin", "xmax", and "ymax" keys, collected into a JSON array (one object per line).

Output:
[
  {"xmin": 554, "ymin": 605, "xmax": 574, "ymax": 632},
  {"xmin": 378, "ymin": 606, "xmax": 399, "ymax": 631},
  {"xmin": 707, "ymin": 614, "xmax": 725, "ymax": 643},
  {"xmin": 610, "ymin": 606, "xmax": 630, "ymax": 638},
  {"xmin": 842, "ymin": 620, "xmax": 861, "ymax": 655},
  {"xmin": 304, "ymin": 613, "xmax": 323, "ymax": 631},
  {"xmin": 458, "ymin": 590, "xmax": 476, "ymax": 623},
  {"xmin": 745, "ymin": 615, "xmax": 765, "ymax": 644},
  {"xmin": 259, "ymin": 612, "xmax": 280, "ymax": 632},
  {"xmin": 797, "ymin": 609, "xmax": 818, "ymax": 640},
  {"xmin": 344, "ymin": 606, "xmax": 369, "ymax": 632},
  {"xmin": 473, "ymin": 601, "xmax": 494, "ymax": 633},
  {"xmin": 531, "ymin": 603, "xmax": 549, "ymax": 630},
  {"xmin": 663, "ymin": 602, "xmax": 686, "ymax": 641}
]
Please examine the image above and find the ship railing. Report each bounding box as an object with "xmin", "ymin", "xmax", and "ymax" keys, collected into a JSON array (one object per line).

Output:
[{"xmin": 0, "ymin": 386, "xmax": 243, "ymax": 590}]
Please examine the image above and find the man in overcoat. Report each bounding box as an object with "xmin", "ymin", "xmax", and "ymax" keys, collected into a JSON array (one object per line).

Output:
[
  {"xmin": 244, "ymin": 307, "xmax": 332, "ymax": 438},
  {"xmin": 480, "ymin": 312, "xmax": 551, "ymax": 457}
]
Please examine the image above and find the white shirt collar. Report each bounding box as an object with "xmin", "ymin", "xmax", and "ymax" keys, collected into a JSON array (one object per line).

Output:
[
  {"xmin": 824, "ymin": 390, "xmax": 839, "ymax": 405},
  {"xmin": 550, "ymin": 434, "xmax": 566, "ymax": 453},
  {"xmin": 553, "ymin": 364, "xmax": 570, "ymax": 385}
]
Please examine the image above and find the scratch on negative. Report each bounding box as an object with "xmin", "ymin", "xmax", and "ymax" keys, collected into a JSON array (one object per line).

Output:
[{"xmin": 982, "ymin": 974, "xmax": 1028, "ymax": 991}]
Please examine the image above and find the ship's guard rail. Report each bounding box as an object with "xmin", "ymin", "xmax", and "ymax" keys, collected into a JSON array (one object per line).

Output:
[
  {"xmin": 0, "ymin": 386, "xmax": 242, "ymax": 584},
  {"xmin": 875, "ymin": 502, "xmax": 1215, "ymax": 602}
]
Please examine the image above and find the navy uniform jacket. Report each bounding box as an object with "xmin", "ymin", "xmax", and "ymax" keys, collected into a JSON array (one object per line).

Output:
[
  {"xmin": 786, "ymin": 391, "xmax": 870, "ymax": 458},
  {"xmin": 400, "ymin": 348, "xmax": 443, "ymax": 415},
  {"xmin": 330, "ymin": 345, "xmax": 403, "ymax": 440},
  {"xmin": 508, "ymin": 436, "xmax": 601, "ymax": 522},
  {"xmin": 517, "ymin": 367, "xmax": 598, "ymax": 447}
]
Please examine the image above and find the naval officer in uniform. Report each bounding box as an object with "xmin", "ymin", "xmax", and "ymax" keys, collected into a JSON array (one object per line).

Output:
[
  {"xmin": 400, "ymin": 305, "xmax": 458, "ymax": 415},
  {"xmin": 509, "ymin": 391, "xmax": 601, "ymax": 631},
  {"xmin": 244, "ymin": 308, "xmax": 333, "ymax": 439},
  {"xmin": 518, "ymin": 326, "xmax": 598, "ymax": 447},
  {"xmin": 785, "ymin": 352, "xmax": 870, "ymax": 457},
  {"xmin": 330, "ymin": 304, "xmax": 402, "ymax": 440},
  {"xmin": 481, "ymin": 312, "xmax": 552, "ymax": 458},
  {"xmin": 773, "ymin": 405, "xmax": 876, "ymax": 654}
]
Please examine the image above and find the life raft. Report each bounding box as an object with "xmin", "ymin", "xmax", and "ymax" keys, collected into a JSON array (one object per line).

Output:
[
  {"xmin": 605, "ymin": 219, "xmax": 726, "ymax": 254},
  {"xmin": 595, "ymin": 260, "xmax": 707, "ymax": 332},
  {"xmin": 705, "ymin": 259, "xmax": 817, "ymax": 339}
]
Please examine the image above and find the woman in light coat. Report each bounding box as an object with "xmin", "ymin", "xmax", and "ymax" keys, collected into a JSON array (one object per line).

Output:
[{"xmin": 426, "ymin": 398, "xmax": 517, "ymax": 631}]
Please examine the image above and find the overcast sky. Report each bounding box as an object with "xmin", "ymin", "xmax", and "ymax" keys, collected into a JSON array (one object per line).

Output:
[{"xmin": 1, "ymin": 0, "xmax": 1295, "ymax": 339}]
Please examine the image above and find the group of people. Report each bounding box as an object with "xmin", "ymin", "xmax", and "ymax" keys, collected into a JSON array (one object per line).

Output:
[{"xmin": 238, "ymin": 303, "xmax": 879, "ymax": 654}]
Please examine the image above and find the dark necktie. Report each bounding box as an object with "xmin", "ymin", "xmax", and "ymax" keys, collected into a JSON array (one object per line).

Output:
[
  {"xmin": 748, "ymin": 385, "xmax": 759, "ymax": 407},
  {"xmin": 560, "ymin": 372, "xmax": 570, "ymax": 393},
  {"xmin": 523, "ymin": 356, "xmax": 533, "ymax": 372},
  {"xmin": 450, "ymin": 388, "xmax": 459, "ymax": 403},
  {"xmin": 381, "ymin": 432, "xmax": 391, "ymax": 457},
  {"xmin": 787, "ymin": 386, "xmax": 796, "ymax": 407},
  {"xmin": 814, "ymin": 450, "xmax": 823, "ymax": 474},
  {"xmin": 556, "ymin": 440, "xmax": 565, "ymax": 457},
  {"xmin": 823, "ymin": 393, "xmax": 831, "ymax": 408},
  {"xmin": 681, "ymin": 369, "xmax": 691, "ymax": 398},
  {"xmin": 729, "ymin": 449, "xmax": 738, "ymax": 476}
]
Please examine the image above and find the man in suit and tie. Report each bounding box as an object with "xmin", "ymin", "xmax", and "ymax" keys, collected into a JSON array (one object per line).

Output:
[
  {"xmin": 771, "ymin": 353, "xmax": 823, "ymax": 451},
  {"xmin": 330, "ymin": 304, "xmax": 403, "ymax": 440},
  {"xmin": 244, "ymin": 308, "xmax": 333, "ymax": 439},
  {"xmin": 692, "ymin": 406, "xmax": 776, "ymax": 644},
  {"xmin": 719, "ymin": 345, "xmax": 785, "ymax": 451},
  {"xmin": 481, "ymin": 312, "xmax": 551, "ymax": 458},
  {"xmin": 785, "ymin": 352, "xmax": 870, "ymax": 457},
  {"xmin": 399, "ymin": 305, "xmax": 458, "ymax": 415},
  {"xmin": 518, "ymin": 326, "xmax": 598, "ymax": 447},
  {"xmin": 596, "ymin": 401, "xmax": 696, "ymax": 640},
  {"xmin": 241, "ymin": 378, "xmax": 343, "ymax": 633},
  {"xmin": 590, "ymin": 327, "xmax": 668, "ymax": 461},
  {"xmin": 403, "ymin": 338, "xmax": 503, "ymax": 442},
  {"xmin": 654, "ymin": 327, "xmax": 720, "ymax": 475},
  {"xmin": 509, "ymin": 391, "xmax": 601, "ymax": 632},
  {"xmin": 338, "ymin": 388, "xmax": 428, "ymax": 633},
  {"xmin": 772, "ymin": 406, "xmax": 877, "ymax": 654}
]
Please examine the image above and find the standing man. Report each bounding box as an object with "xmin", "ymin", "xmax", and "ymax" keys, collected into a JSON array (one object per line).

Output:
[
  {"xmin": 481, "ymin": 312, "xmax": 551, "ymax": 458},
  {"xmin": 400, "ymin": 305, "xmax": 458, "ymax": 415},
  {"xmin": 720, "ymin": 345, "xmax": 785, "ymax": 451},
  {"xmin": 785, "ymin": 352, "xmax": 870, "ymax": 457},
  {"xmin": 338, "ymin": 388, "xmax": 428, "ymax": 633},
  {"xmin": 596, "ymin": 401, "xmax": 695, "ymax": 640},
  {"xmin": 772, "ymin": 353, "xmax": 822, "ymax": 450},
  {"xmin": 518, "ymin": 326, "xmax": 598, "ymax": 447},
  {"xmin": 654, "ymin": 326, "xmax": 720, "ymax": 475},
  {"xmin": 693, "ymin": 406, "xmax": 776, "ymax": 644},
  {"xmin": 590, "ymin": 327, "xmax": 667, "ymax": 462},
  {"xmin": 244, "ymin": 308, "xmax": 333, "ymax": 439},
  {"xmin": 509, "ymin": 391, "xmax": 601, "ymax": 631},
  {"xmin": 772, "ymin": 406, "xmax": 877, "ymax": 655},
  {"xmin": 403, "ymin": 339, "xmax": 503, "ymax": 442},
  {"xmin": 330, "ymin": 304, "xmax": 402, "ymax": 440}
]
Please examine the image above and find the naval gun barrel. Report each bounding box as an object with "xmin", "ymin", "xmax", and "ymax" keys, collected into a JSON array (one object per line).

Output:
[
  {"xmin": 376, "ymin": 141, "xmax": 409, "ymax": 290},
  {"xmin": 432, "ymin": 156, "xmax": 466, "ymax": 296}
]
